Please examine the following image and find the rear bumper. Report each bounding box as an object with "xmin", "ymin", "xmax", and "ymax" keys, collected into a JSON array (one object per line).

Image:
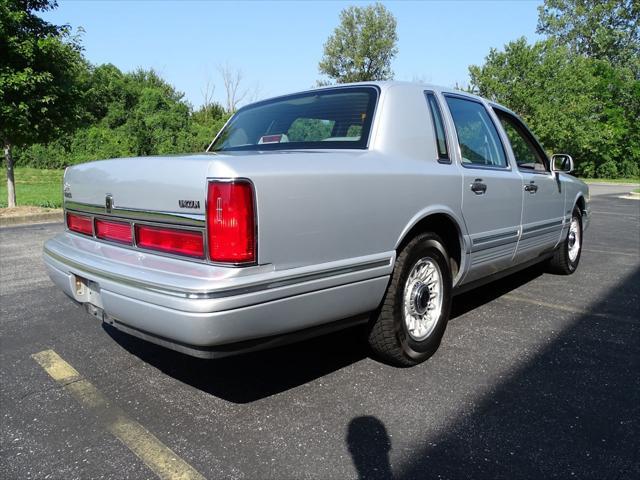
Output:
[{"xmin": 43, "ymin": 232, "xmax": 392, "ymax": 357}]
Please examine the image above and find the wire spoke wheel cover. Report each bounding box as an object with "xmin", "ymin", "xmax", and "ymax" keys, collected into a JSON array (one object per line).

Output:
[{"xmin": 403, "ymin": 257, "xmax": 443, "ymax": 341}]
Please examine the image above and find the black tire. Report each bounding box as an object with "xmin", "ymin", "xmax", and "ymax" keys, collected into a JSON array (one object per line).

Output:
[
  {"xmin": 547, "ymin": 207, "xmax": 583, "ymax": 275},
  {"xmin": 367, "ymin": 232, "xmax": 453, "ymax": 367}
]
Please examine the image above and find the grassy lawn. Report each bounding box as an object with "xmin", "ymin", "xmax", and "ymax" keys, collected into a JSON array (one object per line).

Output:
[
  {"xmin": 580, "ymin": 177, "xmax": 640, "ymax": 185},
  {"xmin": 0, "ymin": 167, "xmax": 64, "ymax": 208}
]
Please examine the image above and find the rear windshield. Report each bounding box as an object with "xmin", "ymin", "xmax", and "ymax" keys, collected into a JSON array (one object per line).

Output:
[{"xmin": 209, "ymin": 87, "xmax": 378, "ymax": 152}]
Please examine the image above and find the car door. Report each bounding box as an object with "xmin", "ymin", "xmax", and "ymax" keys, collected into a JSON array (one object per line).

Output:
[
  {"xmin": 493, "ymin": 107, "xmax": 565, "ymax": 263},
  {"xmin": 443, "ymin": 94, "xmax": 523, "ymax": 284}
]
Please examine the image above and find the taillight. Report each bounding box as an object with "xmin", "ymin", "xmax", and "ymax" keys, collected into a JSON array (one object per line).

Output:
[
  {"xmin": 95, "ymin": 219, "xmax": 132, "ymax": 245},
  {"xmin": 135, "ymin": 224, "xmax": 204, "ymax": 258},
  {"xmin": 207, "ymin": 180, "xmax": 256, "ymax": 263},
  {"xmin": 67, "ymin": 213, "xmax": 93, "ymax": 236}
]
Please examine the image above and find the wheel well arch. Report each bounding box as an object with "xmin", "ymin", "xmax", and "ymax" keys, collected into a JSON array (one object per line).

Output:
[
  {"xmin": 397, "ymin": 213, "xmax": 464, "ymax": 279},
  {"xmin": 575, "ymin": 195, "xmax": 586, "ymax": 215}
]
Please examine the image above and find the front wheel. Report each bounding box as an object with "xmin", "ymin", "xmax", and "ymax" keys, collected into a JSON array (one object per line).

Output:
[
  {"xmin": 548, "ymin": 207, "xmax": 583, "ymax": 274},
  {"xmin": 367, "ymin": 232, "xmax": 452, "ymax": 367}
]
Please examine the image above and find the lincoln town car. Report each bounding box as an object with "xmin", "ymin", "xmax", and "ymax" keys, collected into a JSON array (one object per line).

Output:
[{"xmin": 43, "ymin": 82, "xmax": 590, "ymax": 366}]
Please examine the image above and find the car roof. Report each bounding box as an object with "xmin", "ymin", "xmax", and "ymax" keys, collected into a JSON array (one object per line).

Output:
[{"xmin": 241, "ymin": 80, "xmax": 509, "ymax": 112}]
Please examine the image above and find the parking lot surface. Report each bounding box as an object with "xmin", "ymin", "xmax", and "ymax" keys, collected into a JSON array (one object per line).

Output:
[{"xmin": 1, "ymin": 185, "xmax": 638, "ymax": 479}]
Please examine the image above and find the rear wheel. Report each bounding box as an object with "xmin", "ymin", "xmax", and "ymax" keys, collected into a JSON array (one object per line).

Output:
[
  {"xmin": 548, "ymin": 207, "xmax": 582, "ymax": 274},
  {"xmin": 367, "ymin": 232, "xmax": 452, "ymax": 367}
]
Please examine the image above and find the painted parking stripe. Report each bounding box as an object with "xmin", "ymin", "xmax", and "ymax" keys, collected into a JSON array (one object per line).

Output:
[{"xmin": 32, "ymin": 350, "xmax": 206, "ymax": 480}]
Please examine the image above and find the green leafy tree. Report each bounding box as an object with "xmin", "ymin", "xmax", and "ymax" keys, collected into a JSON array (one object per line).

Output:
[
  {"xmin": 0, "ymin": 0, "xmax": 86, "ymax": 206},
  {"xmin": 469, "ymin": 38, "xmax": 639, "ymax": 176},
  {"xmin": 537, "ymin": 0, "xmax": 640, "ymax": 75},
  {"xmin": 318, "ymin": 3, "xmax": 398, "ymax": 83},
  {"xmin": 16, "ymin": 65, "xmax": 231, "ymax": 168}
]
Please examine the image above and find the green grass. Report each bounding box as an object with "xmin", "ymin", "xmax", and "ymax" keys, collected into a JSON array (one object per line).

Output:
[
  {"xmin": 580, "ymin": 177, "xmax": 640, "ymax": 185},
  {"xmin": 0, "ymin": 167, "xmax": 64, "ymax": 208},
  {"xmin": 633, "ymin": 188, "xmax": 640, "ymax": 194}
]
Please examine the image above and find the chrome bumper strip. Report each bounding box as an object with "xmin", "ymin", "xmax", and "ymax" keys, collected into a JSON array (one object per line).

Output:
[{"xmin": 43, "ymin": 245, "xmax": 391, "ymax": 300}]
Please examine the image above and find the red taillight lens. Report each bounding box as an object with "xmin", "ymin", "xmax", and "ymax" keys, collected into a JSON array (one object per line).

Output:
[
  {"xmin": 207, "ymin": 180, "xmax": 255, "ymax": 263},
  {"xmin": 135, "ymin": 224, "xmax": 204, "ymax": 258},
  {"xmin": 95, "ymin": 219, "xmax": 132, "ymax": 245},
  {"xmin": 67, "ymin": 213, "xmax": 93, "ymax": 236}
]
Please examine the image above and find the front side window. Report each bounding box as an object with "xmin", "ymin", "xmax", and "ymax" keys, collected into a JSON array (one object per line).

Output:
[
  {"xmin": 444, "ymin": 95, "xmax": 507, "ymax": 168},
  {"xmin": 495, "ymin": 110, "xmax": 548, "ymax": 172},
  {"xmin": 210, "ymin": 87, "xmax": 377, "ymax": 152}
]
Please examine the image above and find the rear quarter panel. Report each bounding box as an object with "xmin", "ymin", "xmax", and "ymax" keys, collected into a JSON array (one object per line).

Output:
[{"xmin": 213, "ymin": 85, "xmax": 466, "ymax": 274}]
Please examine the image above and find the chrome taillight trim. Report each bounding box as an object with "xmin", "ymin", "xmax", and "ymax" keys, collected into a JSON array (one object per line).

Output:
[
  {"xmin": 64, "ymin": 205, "xmax": 209, "ymax": 265},
  {"xmin": 63, "ymin": 186, "xmax": 258, "ymax": 268},
  {"xmin": 64, "ymin": 201, "xmax": 205, "ymax": 227}
]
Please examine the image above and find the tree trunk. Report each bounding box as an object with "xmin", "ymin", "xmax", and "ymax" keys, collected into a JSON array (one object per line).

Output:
[{"xmin": 4, "ymin": 140, "xmax": 16, "ymax": 208}]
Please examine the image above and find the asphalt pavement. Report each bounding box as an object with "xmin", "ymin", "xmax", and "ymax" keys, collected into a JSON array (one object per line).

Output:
[{"xmin": 1, "ymin": 184, "xmax": 638, "ymax": 479}]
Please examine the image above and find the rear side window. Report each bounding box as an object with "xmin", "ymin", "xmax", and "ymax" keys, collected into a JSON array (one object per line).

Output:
[
  {"xmin": 425, "ymin": 92, "xmax": 449, "ymax": 162},
  {"xmin": 444, "ymin": 95, "xmax": 507, "ymax": 168},
  {"xmin": 210, "ymin": 87, "xmax": 377, "ymax": 151}
]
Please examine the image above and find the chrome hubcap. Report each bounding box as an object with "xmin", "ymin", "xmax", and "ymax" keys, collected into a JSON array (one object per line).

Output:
[
  {"xmin": 403, "ymin": 258, "xmax": 443, "ymax": 341},
  {"xmin": 568, "ymin": 217, "xmax": 581, "ymax": 262}
]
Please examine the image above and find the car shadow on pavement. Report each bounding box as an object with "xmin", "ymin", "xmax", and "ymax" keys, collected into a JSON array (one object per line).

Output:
[
  {"xmin": 104, "ymin": 263, "xmax": 548, "ymax": 404},
  {"xmin": 345, "ymin": 266, "xmax": 640, "ymax": 480},
  {"xmin": 450, "ymin": 263, "xmax": 546, "ymax": 320},
  {"xmin": 104, "ymin": 321, "xmax": 370, "ymax": 403}
]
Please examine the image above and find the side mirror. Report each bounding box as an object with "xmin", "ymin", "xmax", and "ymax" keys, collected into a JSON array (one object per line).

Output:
[{"xmin": 551, "ymin": 154, "xmax": 574, "ymax": 173}]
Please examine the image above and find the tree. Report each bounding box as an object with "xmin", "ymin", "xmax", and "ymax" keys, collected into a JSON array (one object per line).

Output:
[
  {"xmin": 469, "ymin": 38, "xmax": 640, "ymax": 177},
  {"xmin": 318, "ymin": 3, "xmax": 398, "ymax": 83},
  {"xmin": 218, "ymin": 63, "xmax": 247, "ymax": 113},
  {"xmin": 537, "ymin": 0, "xmax": 640, "ymax": 75},
  {"xmin": 0, "ymin": 0, "xmax": 86, "ymax": 206}
]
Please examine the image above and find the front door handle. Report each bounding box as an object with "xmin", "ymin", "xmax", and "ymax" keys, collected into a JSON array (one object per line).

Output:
[
  {"xmin": 524, "ymin": 182, "xmax": 538, "ymax": 194},
  {"xmin": 470, "ymin": 179, "xmax": 487, "ymax": 195}
]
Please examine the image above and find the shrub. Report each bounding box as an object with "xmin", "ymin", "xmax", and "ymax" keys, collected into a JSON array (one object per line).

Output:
[
  {"xmin": 577, "ymin": 160, "xmax": 596, "ymax": 178},
  {"xmin": 618, "ymin": 159, "xmax": 639, "ymax": 178},
  {"xmin": 595, "ymin": 160, "xmax": 619, "ymax": 179}
]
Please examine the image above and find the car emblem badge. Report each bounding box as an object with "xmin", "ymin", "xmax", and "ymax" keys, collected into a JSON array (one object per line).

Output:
[
  {"xmin": 178, "ymin": 200, "xmax": 200, "ymax": 209},
  {"xmin": 63, "ymin": 183, "xmax": 72, "ymax": 199},
  {"xmin": 105, "ymin": 194, "xmax": 113, "ymax": 213}
]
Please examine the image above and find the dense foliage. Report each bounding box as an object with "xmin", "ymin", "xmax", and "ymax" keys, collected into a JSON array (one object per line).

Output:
[
  {"xmin": 0, "ymin": 0, "xmax": 86, "ymax": 146},
  {"xmin": 537, "ymin": 0, "xmax": 639, "ymax": 76},
  {"xmin": 318, "ymin": 2, "xmax": 398, "ymax": 83},
  {"xmin": 470, "ymin": 1, "xmax": 639, "ymax": 178},
  {"xmin": 14, "ymin": 64, "xmax": 230, "ymax": 168}
]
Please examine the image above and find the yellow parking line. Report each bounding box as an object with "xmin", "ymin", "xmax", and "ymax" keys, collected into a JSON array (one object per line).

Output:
[{"xmin": 32, "ymin": 350, "xmax": 206, "ymax": 480}]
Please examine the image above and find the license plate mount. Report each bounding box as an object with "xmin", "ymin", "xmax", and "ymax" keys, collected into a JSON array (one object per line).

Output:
[{"xmin": 73, "ymin": 274, "xmax": 104, "ymax": 309}]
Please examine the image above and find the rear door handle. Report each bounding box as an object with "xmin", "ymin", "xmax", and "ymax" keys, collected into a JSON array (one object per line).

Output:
[
  {"xmin": 524, "ymin": 182, "xmax": 538, "ymax": 194},
  {"xmin": 470, "ymin": 179, "xmax": 487, "ymax": 195}
]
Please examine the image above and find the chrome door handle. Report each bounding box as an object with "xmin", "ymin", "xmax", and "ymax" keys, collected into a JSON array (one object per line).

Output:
[
  {"xmin": 470, "ymin": 179, "xmax": 487, "ymax": 195},
  {"xmin": 524, "ymin": 182, "xmax": 538, "ymax": 194}
]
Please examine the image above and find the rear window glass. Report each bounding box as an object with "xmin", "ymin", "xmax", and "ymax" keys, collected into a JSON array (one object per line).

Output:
[{"xmin": 210, "ymin": 87, "xmax": 377, "ymax": 151}]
